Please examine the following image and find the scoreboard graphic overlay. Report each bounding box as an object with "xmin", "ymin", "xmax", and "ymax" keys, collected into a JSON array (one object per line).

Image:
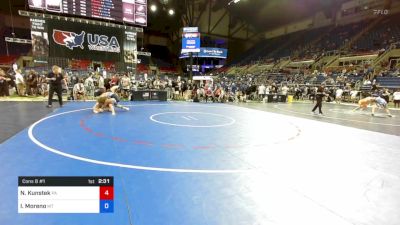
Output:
[{"xmin": 18, "ymin": 176, "xmax": 114, "ymax": 213}]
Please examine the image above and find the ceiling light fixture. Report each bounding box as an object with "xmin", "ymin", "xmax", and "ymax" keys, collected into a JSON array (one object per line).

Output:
[{"xmin": 150, "ymin": 4, "xmax": 157, "ymax": 12}]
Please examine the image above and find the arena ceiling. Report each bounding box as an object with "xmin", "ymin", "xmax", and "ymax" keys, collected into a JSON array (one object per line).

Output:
[
  {"xmin": 149, "ymin": 0, "xmax": 349, "ymax": 33},
  {"xmin": 220, "ymin": 0, "xmax": 348, "ymax": 31},
  {"xmin": 1, "ymin": 0, "xmax": 349, "ymax": 33}
]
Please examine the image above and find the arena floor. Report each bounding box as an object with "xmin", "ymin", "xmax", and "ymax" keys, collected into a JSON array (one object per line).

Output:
[{"xmin": 0, "ymin": 101, "xmax": 399, "ymax": 225}]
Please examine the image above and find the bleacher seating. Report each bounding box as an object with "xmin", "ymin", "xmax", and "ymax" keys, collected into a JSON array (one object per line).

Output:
[
  {"xmin": 314, "ymin": 21, "xmax": 368, "ymax": 52},
  {"xmin": 316, "ymin": 75, "xmax": 326, "ymax": 84},
  {"xmin": 346, "ymin": 75, "xmax": 364, "ymax": 82},
  {"xmin": 353, "ymin": 14, "xmax": 400, "ymax": 52},
  {"xmin": 229, "ymin": 20, "xmax": 371, "ymax": 67},
  {"xmin": 376, "ymin": 77, "xmax": 400, "ymax": 88},
  {"xmin": 274, "ymin": 26, "xmax": 331, "ymax": 59}
]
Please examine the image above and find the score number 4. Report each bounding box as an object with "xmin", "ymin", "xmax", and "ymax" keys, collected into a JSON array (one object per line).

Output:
[{"xmin": 100, "ymin": 186, "xmax": 114, "ymax": 213}]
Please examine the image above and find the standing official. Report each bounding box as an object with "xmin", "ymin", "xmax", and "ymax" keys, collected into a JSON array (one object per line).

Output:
[
  {"xmin": 311, "ymin": 85, "xmax": 327, "ymax": 115},
  {"xmin": 46, "ymin": 65, "xmax": 64, "ymax": 108}
]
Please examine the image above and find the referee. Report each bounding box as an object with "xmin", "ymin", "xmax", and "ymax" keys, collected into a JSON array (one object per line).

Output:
[
  {"xmin": 311, "ymin": 85, "xmax": 327, "ymax": 115},
  {"xmin": 46, "ymin": 65, "xmax": 64, "ymax": 108}
]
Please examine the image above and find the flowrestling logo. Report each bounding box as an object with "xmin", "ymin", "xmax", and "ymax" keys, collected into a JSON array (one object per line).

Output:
[{"xmin": 52, "ymin": 29, "xmax": 120, "ymax": 53}]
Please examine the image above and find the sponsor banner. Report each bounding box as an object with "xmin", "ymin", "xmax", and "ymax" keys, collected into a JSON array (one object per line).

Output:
[
  {"xmin": 30, "ymin": 17, "xmax": 49, "ymax": 62},
  {"xmin": 47, "ymin": 18, "xmax": 129, "ymax": 61},
  {"xmin": 124, "ymin": 31, "xmax": 137, "ymax": 63},
  {"xmin": 180, "ymin": 48, "xmax": 228, "ymax": 59},
  {"xmin": 183, "ymin": 27, "xmax": 198, "ymax": 33}
]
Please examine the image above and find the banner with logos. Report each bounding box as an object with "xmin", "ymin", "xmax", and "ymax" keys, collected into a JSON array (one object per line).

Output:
[
  {"xmin": 47, "ymin": 18, "xmax": 128, "ymax": 61},
  {"xmin": 124, "ymin": 31, "xmax": 138, "ymax": 63},
  {"xmin": 180, "ymin": 47, "xmax": 228, "ymax": 59}
]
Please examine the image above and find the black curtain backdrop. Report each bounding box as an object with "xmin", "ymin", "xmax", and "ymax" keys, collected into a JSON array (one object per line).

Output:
[{"xmin": 47, "ymin": 19, "xmax": 125, "ymax": 62}]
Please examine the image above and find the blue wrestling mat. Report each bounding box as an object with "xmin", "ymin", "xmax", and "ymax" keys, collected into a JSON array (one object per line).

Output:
[{"xmin": 1, "ymin": 102, "xmax": 400, "ymax": 225}]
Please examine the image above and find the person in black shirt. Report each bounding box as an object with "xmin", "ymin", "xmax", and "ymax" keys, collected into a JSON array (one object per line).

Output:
[
  {"xmin": 26, "ymin": 70, "xmax": 38, "ymax": 96},
  {"xmin": 104, "ymin": 76, "xmax": 111, "ymax": 91},
  {"xmin": 311, "ymin": 85, "xmax": 327, "ymax": 115},
  {"xmin": 0, "ymin": 69, "xmax": 11, "ymax": 96},
  {"xmin": 46, "ymin": 65, "xmax": 64, "ymax": 108}
]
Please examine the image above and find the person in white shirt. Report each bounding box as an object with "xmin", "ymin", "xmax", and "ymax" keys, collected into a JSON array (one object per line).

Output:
[
  {"xmin": 265, "ymin": 85, "xmax": 271, "ymax": 95},
  {"xmin": 15, "ymin": 69, "xmax": 26, "ymax": 96},
  {"xmin": 258, "ymin": 84, "xmax": 266, "ymax": 100},
  {"xmin": 363, "ymin": 79, "xmax": 371, "ymax": 85},
  {"xmin": 335, "ymin": 87, "xmax": 344, "ymax": 104},
  {"xmin": 84, "ymin": 75, "xmax": 95, "ymax": 99},
  {"xmin": 98, "ymin": 75, "xmax": 105, "ymax": 90},
  {"xmin": 393, "ymin": 89, "xmax": 400, "ymax": 108},
  {"xmin": 281, "ymin": 85, "xmax": 289, "ymax": 96},
  {"xmin": 120, "ymin": 74, "xmax": 131, "ymax": 98},
  {"xmin": 73, "ymin": 79, "xmax": 86, "ymax": 101},
  {"xmin": 350, "ymin": 90, "xmax": 358, "ymax": 103}
]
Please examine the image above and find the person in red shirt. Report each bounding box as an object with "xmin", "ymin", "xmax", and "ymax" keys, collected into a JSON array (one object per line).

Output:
[{"xmin": 110, "ymin": 74, "xmax": 120, "ymax": 87}]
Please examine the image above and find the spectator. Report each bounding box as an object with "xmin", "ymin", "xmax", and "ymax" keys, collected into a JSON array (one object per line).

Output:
[
  {"xmin": 393, "ymin": 89, "xmax": 400, "ymax": 108},
  {"xmin": 15, "ymin": 69, "xmax": 26, "ymax": 96},
  {"xmin": 110, "ymin": 74, "xmax": 119, "ymax": 87},
  {"xmin": 350, "ymin": 89, "xmax": 359, "ymax": 103},
  {"xmin": 120, "ymin": 74, "xmax": 131, "ymax": 99},
  {"xmin": 26, "ymin": 70, "xmax": 38, "ymax": 96},
  {"xmin": 98, "ymin": 74, "xmax": 105, "ymax": 90},
  {"xmin": 73, "ymin": 79, "xmax": 86, "ymax": 101},
  {"xmin": 335, "ymin": 87, "xmax": 344, "ymax": 104},
  {"xmin": 381, "ymin": 88, "xmax": 390, "ymax": 103},
  {"xmin": 0, "ymin": 69, "xmax": 11, "ymax": 97},
  {"xmin": 84, "ymin": 74, "xmax": 95, "ymax": 99},
  {"xmin": 258, "ymin": 84, "xmax": 266, "ymax": 100},
  {"xmin": 39, "ymin": 74, "xmax": 48, "ymax": 97},
  {"xmin": 281, "ymin": 85, "xmax": 289, "ymax": 96},
  {"xmin": 104, "ymin": 75, "xmax": 111, "ymax": 91},
  {"xmin": 70, "ymin": 74, "xmax": 79, "ymax": 87}
]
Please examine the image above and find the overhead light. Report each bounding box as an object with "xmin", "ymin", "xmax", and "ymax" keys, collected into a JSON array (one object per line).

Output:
[
  {"xmin": 228, "ymin": 0, "xmax": 241, "ymax": 5},
  {"xmin": 168, "ymin": 9, "xmax": 175, "ymax": 15},
  {"xmin": 150, "ymin": 4, "xmax": 157, "ymax": 12}
]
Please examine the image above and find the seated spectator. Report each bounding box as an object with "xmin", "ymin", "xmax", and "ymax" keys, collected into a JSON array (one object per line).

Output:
[
  {"xmin": 73, "ymin": 79, "xmax": 86, "ymax": 101},
  {"xmin": 205, "ymin": 87, "xmax": 213, "ymax": 103}
]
